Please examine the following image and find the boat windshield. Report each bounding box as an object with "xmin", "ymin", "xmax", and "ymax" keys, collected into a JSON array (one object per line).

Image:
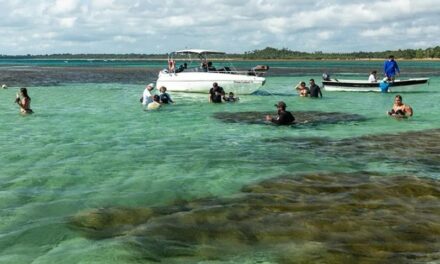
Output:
[
  {"xmin": 168, "ymin": 50, "xmax": 236, "ymax": 73},
  {"xmin": 165, "ymin": 49, "xmax": 269, "ymax": 77}
]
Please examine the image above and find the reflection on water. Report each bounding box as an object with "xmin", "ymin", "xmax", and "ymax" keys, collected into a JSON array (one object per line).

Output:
[{"xmin": 70, "ymin": 128, "xmax": 440, "ymax": 264}]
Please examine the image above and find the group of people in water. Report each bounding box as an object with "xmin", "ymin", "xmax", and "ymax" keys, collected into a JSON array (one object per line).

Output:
[
  {"xmin": 8, "ymin": 55, "xmax": 411, "ymax": 120},
  {"xmin": 209, "ymin": 82, "xmax": 239, "ymax": 103},
  {"xmin": 268, "ymin": 55, "xmax": 408, "ymax": 125},
  {"xmin": 139, "ymin": 81, "xmax": 239, "ymax": 110},
  {"xmin": 140, "ymin": 83, "xmax": 175, "ymax": 110},
  {"xmin": 266, "ymin": 93, "xmax": 412, "ymax": 126},
  {"xmin": 294, "ymin": 78, "xmax": 323, "ymax": 98}
]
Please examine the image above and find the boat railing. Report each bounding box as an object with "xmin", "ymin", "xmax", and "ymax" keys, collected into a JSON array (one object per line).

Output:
[{"xmin": 167, "ymin": 66, "xmax": 266, "ymax": 76}]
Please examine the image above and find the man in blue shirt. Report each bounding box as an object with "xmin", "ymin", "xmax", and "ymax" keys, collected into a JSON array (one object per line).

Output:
[{"xmin": 384, "ymin": 55, "xmax": 400, "ymax": 81}]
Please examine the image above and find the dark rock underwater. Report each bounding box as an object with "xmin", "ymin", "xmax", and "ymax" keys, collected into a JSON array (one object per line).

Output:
[{"xmin": 69, "ymin": 128, "xmax": 440, "ymax": 263}]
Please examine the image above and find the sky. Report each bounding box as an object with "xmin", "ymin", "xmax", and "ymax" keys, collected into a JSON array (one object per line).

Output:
[{"xmin": 0, "ymin": 0, "xmax": 439, "ymax": 55}]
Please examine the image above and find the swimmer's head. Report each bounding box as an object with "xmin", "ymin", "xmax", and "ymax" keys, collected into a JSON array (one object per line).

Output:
[
  {"xmin": 274, "ymin": 101, "xmax": 287, "ymax": 110},
  {"xmin": 146, "ymin": 83, "xmax": 154, "ymax": 90}
]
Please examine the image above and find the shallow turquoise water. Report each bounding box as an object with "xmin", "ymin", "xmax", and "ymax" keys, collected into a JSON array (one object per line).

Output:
[{"xmin": 0, "ymin": 62, "xmax": 439, "ymax": 263}]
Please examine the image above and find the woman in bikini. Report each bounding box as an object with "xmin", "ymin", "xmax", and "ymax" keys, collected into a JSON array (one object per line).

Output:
[
  {"xmin": 295, "ymin": 81, "xmax": 309, "ymax": 97},
  {"xmin": 15, "ymin": 87, "xmax": 33, "ymax": 114},
  {"xmin": 387, "ymin": 94, "xmax": 412, "ymax": 117}
]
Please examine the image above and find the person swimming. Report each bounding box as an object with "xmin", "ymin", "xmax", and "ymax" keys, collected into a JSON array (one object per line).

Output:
[
  {"xmin": 387, "ymin": 94, "xmax": 413, "ymax": 118},
  {"xmin": 223, "ymin": 92, "xmax": 239, "ymax": 102}
]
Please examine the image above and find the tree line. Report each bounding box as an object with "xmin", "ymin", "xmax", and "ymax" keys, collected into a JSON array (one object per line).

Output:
[
  {"xmin": 1, "ymin": 46, "xmax": 439, "ymax": 60},
  {"xmin": 242, "ymin": 46, "xmax": 440, "ymax": 60}
]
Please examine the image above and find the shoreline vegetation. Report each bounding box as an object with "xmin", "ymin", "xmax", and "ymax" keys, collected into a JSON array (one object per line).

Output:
[{"xmin": 1, "ymin": 46, "xmax": 439, "ymax": 60}]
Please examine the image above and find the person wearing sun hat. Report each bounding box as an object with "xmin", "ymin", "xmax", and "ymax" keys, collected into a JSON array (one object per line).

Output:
[
  {"xmin": 141, "ymin": 83, "xmax": 155, "ymax": 105},
  {"xmin": 265, "ymin": 101, "xmax": 295, "ymax": 125}
]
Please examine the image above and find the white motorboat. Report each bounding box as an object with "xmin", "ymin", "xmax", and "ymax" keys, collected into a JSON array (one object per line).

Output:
[
  {"xmin": 322, "ymin": 78, "xmax": 429, "ymax": 92},
  {"xmin": 156, "ymin": 49, "xmax": 268, "ymax": 95}
]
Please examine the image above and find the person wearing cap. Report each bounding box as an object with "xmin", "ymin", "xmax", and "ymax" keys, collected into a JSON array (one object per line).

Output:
[
  {"xmin": 141, "ymin": 83, "xmax": 155, "ymax": 105},
  {"xmin": 295, "ymin": 81, "xmax": 309, "ymax": 97},
  {"xmin": 265, "ymin": 101, "xmax": 295, "ymax": 125},
  {"xmin": 209, "ymin": 82, "xmax": 225, "ymax": 103},
  {"xmin": 309, "ymin": 79, "xmax": 322, "ymax": 98}
]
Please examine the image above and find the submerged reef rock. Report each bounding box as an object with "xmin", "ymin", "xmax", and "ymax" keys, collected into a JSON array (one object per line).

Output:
[
  {"xmin": 0, "ymin": 67, "xmax": 158, "ymax": 86},
  {"xmin": 70, "ymin": 173, "xmax": 440, "ymax": 263},
  {"xmin": 265, "ymin": 128, "xmax": 440, "ymax": 173},
  {"xmin": 213, "ymin": 111, "xmax": 366, "ymax": 126}
]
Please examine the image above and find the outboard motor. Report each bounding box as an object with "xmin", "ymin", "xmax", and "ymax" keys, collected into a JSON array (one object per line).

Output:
[
  {"xmin": 249, "ymin": 65, "xmax": 270, "ymax": 76},
  {"xmin": 322, "ymin": 73, "xmax": 331, "ymax": 81}
]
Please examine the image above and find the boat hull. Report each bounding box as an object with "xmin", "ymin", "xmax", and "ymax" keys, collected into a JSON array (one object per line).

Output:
[
  {"xmin": 322, "ymin": 78, "xmax": 429, "ymax": 92},
  {"xmin": 156, "ymin": 71, "xmax": 265, "ymax": 95}
]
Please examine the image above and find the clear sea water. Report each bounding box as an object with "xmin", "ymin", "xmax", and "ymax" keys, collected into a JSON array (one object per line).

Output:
[{"xmin": 0, "ymin": 59, "xmax": 439, "ymax": 263}]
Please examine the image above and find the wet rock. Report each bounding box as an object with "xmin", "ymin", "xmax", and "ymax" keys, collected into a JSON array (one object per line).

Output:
[
  {"xmin": 0, "ymin": 67, "xmax": 158, "ymax": 86},
  {"xmin": 69, "ymin": 173, "xmax": 440, "ymax": 263},
  {"xmin": 213, "ymin": 111, "xmax": 366, "ymax": 126},
  {"xmin": 267, "ymin": 128, "xmax": 440, "ymax": 173}
]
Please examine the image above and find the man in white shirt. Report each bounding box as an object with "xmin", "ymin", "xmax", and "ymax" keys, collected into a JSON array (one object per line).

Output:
[
  {"xmin": 142, "ymin": 83, "xmax": 155, "ymax": 105},
  {"xmin": 368, "ymin": 70, "xmax": 377, "ymax": 82}
]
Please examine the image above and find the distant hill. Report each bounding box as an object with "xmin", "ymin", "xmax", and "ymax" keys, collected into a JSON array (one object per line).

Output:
[{"xmin": 1, "ymin": 46, "xmax": 439, "ymax": 60}]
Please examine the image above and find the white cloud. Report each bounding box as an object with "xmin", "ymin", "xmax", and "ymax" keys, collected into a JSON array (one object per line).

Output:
[
  {"xmin": 59, "ymin": 17, "xmax": 77, "ymax": 28},
  {"xmin": 50, "ymin": 0, "xmax": 79, "ymax": 14},
  {"xmin": 360, "ymin": 27, "xmax": 394, "ymax": 38},
  {"xmin": 0, "ymin": 0, "xmax": 438, "ymax": 54},
  {"xmin": 317, "ymin": 31, "xmax": 332, "ymax": 40},
  {"xmin": 113, "ymin": 35, "xmax": 137, "ymax": 43}
]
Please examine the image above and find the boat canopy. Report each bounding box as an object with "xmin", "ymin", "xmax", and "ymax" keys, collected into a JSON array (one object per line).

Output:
[{"xmin": 173, "ymin": 49, "xmax": 226, "ymax": 55}]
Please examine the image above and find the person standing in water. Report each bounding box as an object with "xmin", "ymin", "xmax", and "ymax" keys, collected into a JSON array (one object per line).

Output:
[
  {"xmin": 295, "ymin": 81, "xmax": 310, "ymax": 97},
  {"xmin": 387, "ymin": 94, "xmax": 413, "ymax": 118},
  {"xmin": 15, "ymin": 87, "xmax": 33, "ymax": 114},
  {"xmin": 209, "ymin": 82, "xmax": 225, "ymax": 103},
  {"xmin": 141, "ymin": 83, "xmax": 155, "ymax": 105},
  {"xmin": 147, "ymin": 95, "xmax": 161, "ymax": 110},
  {"xmin": 159, "ymin": 86, "xmax": 174, "ymax": 104},
  {"xmin": 265, "ymin": 101, "xmax": 295, "ymax": 125},
  {"xmin": 309, "ymin": 79, "xmax": 322, "ymax": 98}
]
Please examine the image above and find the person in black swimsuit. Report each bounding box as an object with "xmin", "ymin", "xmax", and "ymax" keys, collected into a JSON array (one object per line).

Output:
[
  {"xmin": 159, "ymin": 86, "xmax": 174, "ymax": 104},
  {"xmin": 309, "ymin": 79, "xmax": 322, "ymax": 98},
  {"xmin": 387, "ymin": 94, "xmax": 413, "ymax": 117},
  {"xmin": 265, "ymin": 101, "xmax": 295, "ymax": 125},
  {"xmin": 209, "ymin": 82, "xmax": 225, "ymax": 103}
]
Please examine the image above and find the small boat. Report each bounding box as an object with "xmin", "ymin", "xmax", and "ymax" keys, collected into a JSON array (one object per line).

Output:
[
  {"xmin": 156, "ymin": 49, "xmax": 268, "ymax": 95},
  {"xmin": 322, "ymin": 78, "xmax": 429, "ymax": 92}
]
